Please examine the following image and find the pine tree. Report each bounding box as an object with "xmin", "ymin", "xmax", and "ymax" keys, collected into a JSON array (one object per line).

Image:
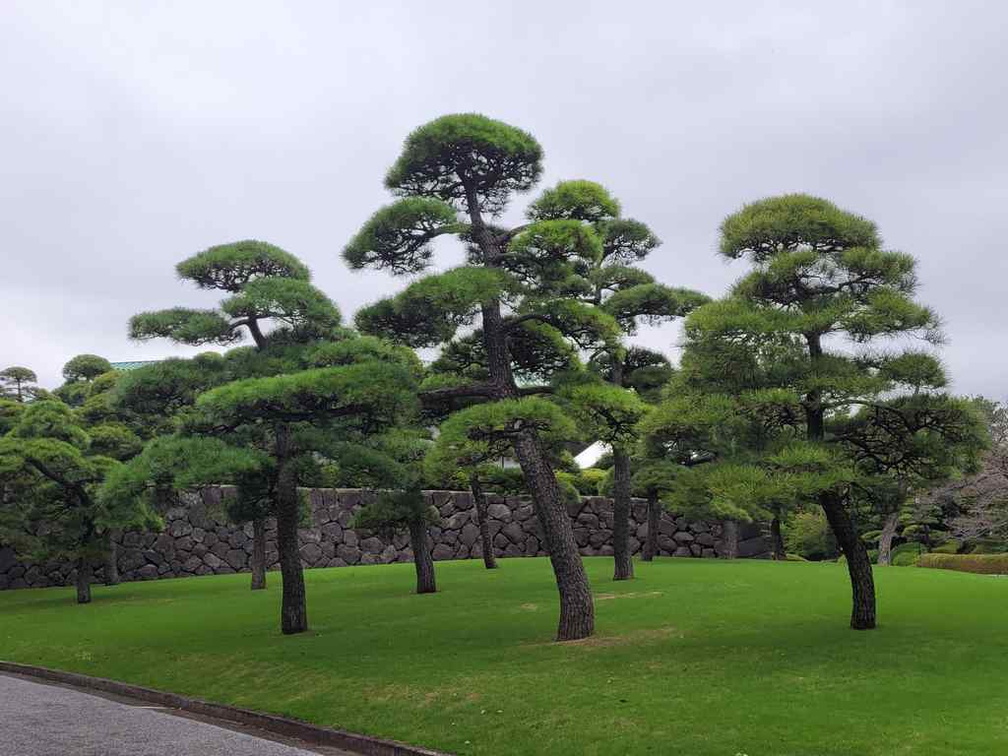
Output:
[
  {"xmin": 344, "ymin": 114, "xmax": 642, "ymax": 640},
  {"xmin": 113, "ymin": 240, "xmax": 419, "ymax": 634},
  {"xmin": 660, "ymin": 194, "xmax": 986, "ymax": 628}
]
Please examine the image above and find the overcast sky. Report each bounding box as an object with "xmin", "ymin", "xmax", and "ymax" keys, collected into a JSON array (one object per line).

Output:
[{"xmin": 3, "ymin": 1, "xmax": 1005, "ymax": 398}]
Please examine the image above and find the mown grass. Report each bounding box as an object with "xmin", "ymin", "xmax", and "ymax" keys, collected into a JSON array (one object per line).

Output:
[{"xmin": 2, "ymin": 557, "xmax": 1007, "ymax": 755}]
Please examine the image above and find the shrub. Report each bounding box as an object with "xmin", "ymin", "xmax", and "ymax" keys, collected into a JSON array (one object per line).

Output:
[
  {"xmin": 891, "ymin": 542, "xmax": 924, "ymax": 566},
  {"xmin": 918, "ymin": 553, "xmax": 1008, "ymax": 575},
  {"xmin": 930, "ymin": 540, "xmax": 961, "ymax": 555},
  {"xmin": 784, "ymin": 510, "xmax": 838, "ymax": 561},
  {"xmin": 966, "ymin": 539, "xmax": 1008, "ymax": 555}
]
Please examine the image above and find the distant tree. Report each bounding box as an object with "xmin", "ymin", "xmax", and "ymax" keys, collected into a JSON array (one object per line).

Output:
[
  {"xmin": 0, "ymin": 366, "xmax": 38, "ymax": 402},
  {"xmin": 523, "ymin": 180, "xmax": 707, "ymax": 579},
  {"xmin": 629, "ymin": 459, "xmax": 681, "ymax": 561},
  {"xmin": 345, "ymin": 114, "xmax": 642, "ymax": 640},
  {"xmin": 667, "ymin": 194, "xmax": 986, "ymax": 629},
  {"xmin": 352, "ymin": 488, "xmax": 439, "ymax": 593},
  {"xmin": 0, "ymin": 401, "xmax": 156, "ymax": 603},
  {"xmin": 113, "ymin": 241, "xmax": 419, "ymax": 633},
  {"xmin": 62, "ymin": 354, "xmax": 113, "ymax": 383}
]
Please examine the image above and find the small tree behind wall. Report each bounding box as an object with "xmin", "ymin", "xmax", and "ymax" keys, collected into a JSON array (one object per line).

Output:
[
  {"xmin": 0, "ymin": 401, "xmax": 156, "ymax": 603},
  {"xmin": 353, "ymin": 489, "xmax": 439, "ymax": 594}
]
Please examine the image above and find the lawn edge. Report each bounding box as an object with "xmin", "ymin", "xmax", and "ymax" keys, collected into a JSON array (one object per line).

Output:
[{"xmin": 0, "ymin": 660, "xmax": 452, "ymax": 756}]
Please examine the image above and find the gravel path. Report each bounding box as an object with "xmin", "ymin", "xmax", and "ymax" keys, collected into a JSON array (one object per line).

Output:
[{"xmin": 0, "ymin": 672, "xmax": 352, "ymax": 756}]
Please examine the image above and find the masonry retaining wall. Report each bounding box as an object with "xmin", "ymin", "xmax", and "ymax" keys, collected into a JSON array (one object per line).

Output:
[{"xmin": 0, "ymin": 488, "xmax": 770, "ymax": 589}]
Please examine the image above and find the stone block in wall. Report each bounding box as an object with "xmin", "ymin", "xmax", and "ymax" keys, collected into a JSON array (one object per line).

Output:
[
  {"xmin": 702, "ymin": 548, "xmax": 716, "ymax": 558},
  {"xmin": 336, "ymin": 544, "xmax": 360, "ymax": 564},
  {"xmin": 224, "ymin": 549, "xmax": 248, "ymax": 570},
  {"xmin": 0, "ymin": 547, "xmax": 17, "ymax": 572},
  {"xmin": 486, "ymin": 502, "xmax": 511, "ymax": 522},
  {"xmin": 168, "ymin": 520, "xmax": 193, "ymax": 538},
  {"xmin": 360, "ymin": 537, "xmax": 384, "ymax": 555},
  {"xmin": 737, "ymin": 536, "xmax": 770, "ymax": 558},
  {"xmin": 459, "ymin": 523, "xmax": 479, "ymax": 547},
  {"xmin": 343, "ymin": 530, "xmax": 358, "ymax": 548},
  {"xmin": 501, "ymin": 523, "xmax": 524, "ymax": 544},
  {"xmin": 696, "ymin": 532, "xmax": 715, "ymax": 547},
  {"xmin": 674, "ymin": 531, "xmax": 695, "ymax": 544},
  {"xmin": 432, "ymin": 543, "xmax": 454, "ymax": 561},
  {"xmin": 673, "ymin": 546, "xmax": 691, "ymax": 557},
  {"xmin": 689, "ymin": 544, "xmax": 701, "ymax": 556},
  {"xmin": 300, "ymin": 543, "xmax": 323, "ymax": 565}
]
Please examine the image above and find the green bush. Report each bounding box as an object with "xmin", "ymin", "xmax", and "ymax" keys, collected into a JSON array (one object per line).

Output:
[
  {"xmin": 867, "ymin": 549, "xmax": 879, "ymax": 563},
  {"xmin": 891, "ymin": 542, "xmax": 924, "ymax": 566},
  {"xmin": 930, "ymin": 540, "xmax": 961, "ymax": 555},
  {"xmin": 918, "ymin": 553, "xmax": 1008, "ymax": 575},
  {"xmin": 783, "ymin": 510, "xmax": 838, "ymax": 561},
  {"xmin": 860, "ymin": 529, "xmax": 882, "ymax": 545},
  {"xmin": 966, "ymin": 540, "xmax": 1008, "ymax": 555},
  {"xmin": 571, "ymin": 468, "xmax": 607, "ymax": 496}
]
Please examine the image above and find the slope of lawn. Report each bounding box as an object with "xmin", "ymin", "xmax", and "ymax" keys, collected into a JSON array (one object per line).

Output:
[{"xmin": 2, "ymin": 557, "xmax": 1007, "ymax": 755}]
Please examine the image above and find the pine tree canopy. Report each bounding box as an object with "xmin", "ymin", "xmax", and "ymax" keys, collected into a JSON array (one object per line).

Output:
[
  {"xmin": 384, "ymin": 113, "xmax": 543, "ymax": 216},
  {"xmin": 176, "ymin": 240, "xmax": 311, "ymax": 291}
]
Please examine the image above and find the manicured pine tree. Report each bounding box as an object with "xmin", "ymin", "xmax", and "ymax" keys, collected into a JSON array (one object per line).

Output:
[
  {"xmin": 0, "ymin": 401, "xmax": 156, "ymax": 603},
  {"xmin": 671, "ymin": 194, "xmax": 986, "ymax": 628},
  {"xmin": 126, "ymin": 241, "xmax": 338, "ymax": 595},
  {"xmin": 119, "ymin": 241, "xmax": 419, "ymax": 633},
  {"xmin": 0, "ymin": 366, "xmax": 39, "ymax": 402},
  {"xmin": 524, "ymin": 180, "xmax": 708, "ymax": 579},
  {"xmin": 344, "ymin": 115, "xmax": 648, "ymax": 639}
]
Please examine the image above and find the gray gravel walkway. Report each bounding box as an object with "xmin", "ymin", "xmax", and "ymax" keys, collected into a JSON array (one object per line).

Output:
[{"xmin": 0, "ymin": 672, "xmax": 351, "ymax": 756}]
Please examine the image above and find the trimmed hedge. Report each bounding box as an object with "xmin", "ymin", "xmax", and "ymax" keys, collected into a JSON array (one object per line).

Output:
[{"xmin": 917, "ymin": 554, "xmax": 1008, "ymax": 575}]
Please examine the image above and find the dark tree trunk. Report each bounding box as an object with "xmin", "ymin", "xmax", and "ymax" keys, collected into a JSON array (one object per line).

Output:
[
  {"xmin": 468, "ymin": 187, "xmax": 594, "ymax": 640},
  {"xmin": 804, "ymin": 332, "xmax": 876, "ymax": 629},
  {"xmin": 821, "ymin": 492, "xmax": 876, "ymax": 629},
  {"xmin": 470, "ymin": 477, "xmax": 497, "ymax": 569},
  {"xmin": 770, "ymin": 517, "xmax": 785, "ymax": 561},
  {"xmin": 409, "ymin": 518, "xmax": 437, "ymax": 594},
  {"xmin": 75, "ymin": 556, "xmax": 92, "ymax": 604},
  {"xmin": 611, "ymin": 447, "xmax": 634, "ymax": 580},
  {"xmin": 513, "ymin": 429, "xmax": 595, "ymax": 641},
  {"xmin": 104, "ymin": 532, "xmax": 119, "ymax": 586},
  {"xmin": 275, "ymin": 425, "xmax": 307, "ymax": 635},
  {"xmin": 642, "ymin": 491, "xmax": 660, "ymax": 561},
  {"xmin": 877, "ymin": 510, "xmax": 900, "ymax": 566},
  {"xmin": 250, "ymin": 518, "xmax": 267, "ymax": 590},
  {"xmin": 723, "ymin": 520, "xmax": 739, "ymax": 559}
]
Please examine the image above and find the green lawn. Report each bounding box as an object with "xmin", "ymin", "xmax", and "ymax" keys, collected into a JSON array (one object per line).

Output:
[{"xmin": 2, "ymin": 558, "xmax": 1006, "ymax": 755}]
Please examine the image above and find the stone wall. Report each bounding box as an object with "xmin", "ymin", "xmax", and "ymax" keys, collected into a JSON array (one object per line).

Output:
[{"xmin": 0, "ymin": 487, "xmax": 770, "ymax": 590}]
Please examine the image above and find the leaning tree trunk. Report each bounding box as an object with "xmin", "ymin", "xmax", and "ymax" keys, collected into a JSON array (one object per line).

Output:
[
  {"xmin": 104, "ymin": 532, "xmax": 119, "ymax": 586},
  {"xmin": 469, "ymin": 198, "xmax": 594, "ymax": 641},
  {"xmin": 770, "ymin": 516, "xmax": 786, "ymax": 561},
  {"xmin": 250, "ymin": 518, "xmax": 267, "ymax": 590},
  {"xmin": 876, "ymin": 510, "xmax": 900, "ymax": 566},
  {"xmin": 821, "ymin": 491, "xmax": 876, "ymax": 629},
  {"xmin": 642, "ymin": 491, "xmax": 660, "ymax": 561},
  {"xmin": 513, "ymin": 428, "xmax": 595, "ymax": 640},
  {"xmin": 722, "ymin": 520, "xmax": 739, "ymax": 559},
  {"xmin": 470, "ymin": 476, "xmax": 497, "ymax": 569},
  {"xmin": 409, "ymin": 518, "xmax": 437, "ymax": 594},
  {"xmin": 611, "ymin": 447, "xmax": 634, "ymax": 580},
  {"xmin": 75, "ymin": 556, "xmax": 92, "ymax": 604},
  {"xmin": 275, "ymin": 426, "xmax": 307, "ymax": 634}
]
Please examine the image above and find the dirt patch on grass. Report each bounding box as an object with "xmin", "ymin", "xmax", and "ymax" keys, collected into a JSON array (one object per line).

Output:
[
  {"xmin": 527, "ymin": 625, "xmax": 679, "ymax": 649},
  {"xmin": 595, "ymin": 591, "xmax": 664, "ymax": 601},
  {"xmin": 519, "ymin": 603, "xmax": 539, "ymax": 611}
]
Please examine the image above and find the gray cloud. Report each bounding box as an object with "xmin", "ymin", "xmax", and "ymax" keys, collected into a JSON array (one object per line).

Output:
[{"xmin": 2, "ymin": 0, "xmax": 1005, "ymax": 397}]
